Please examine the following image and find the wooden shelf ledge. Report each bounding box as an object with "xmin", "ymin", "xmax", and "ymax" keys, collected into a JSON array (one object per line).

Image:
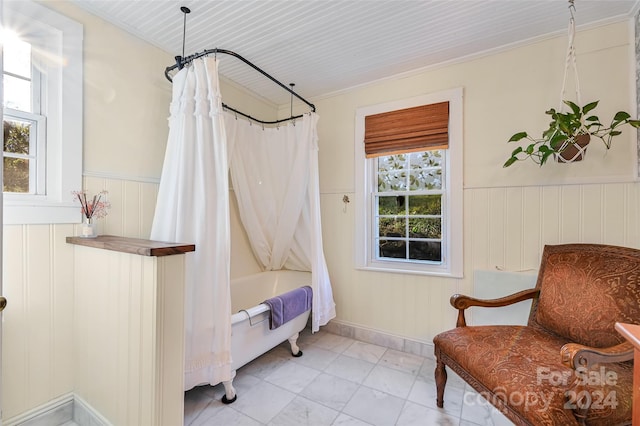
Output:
[{"xmin": 66, "ymin": 235, "xmax": 195, "ymax": 257}]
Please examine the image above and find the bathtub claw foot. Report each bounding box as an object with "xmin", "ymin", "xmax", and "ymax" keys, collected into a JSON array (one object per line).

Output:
[
  {"xmin": 221, "ymin": 393, "xmax": 237, "ymax": 404},
  {"xmin": 221, "ymin": 373, "xmax": 237, "ymax": 404},
  {"xmin": 288, "ymin": 332, "xmax": 303, "ymax": 357}
]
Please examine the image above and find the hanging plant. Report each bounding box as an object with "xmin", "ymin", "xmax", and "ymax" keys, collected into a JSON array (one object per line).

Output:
[
  {"xmin": 503, "ymin": 0, "xmax": 640, "ymax": 167},
  {"xmin": 503, "ymin": 100, "xmax": 640, "ymax": 167}
]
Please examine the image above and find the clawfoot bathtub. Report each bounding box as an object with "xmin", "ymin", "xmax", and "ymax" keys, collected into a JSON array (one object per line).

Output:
[{"xmin": 221, "ymin": 270, "xmax": 311, "ymax": 403}]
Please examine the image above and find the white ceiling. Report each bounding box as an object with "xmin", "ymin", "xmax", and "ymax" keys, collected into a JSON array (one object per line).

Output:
[{"xmin": 70, "ymin": 0, "xmax": 640, "ymax": 107}]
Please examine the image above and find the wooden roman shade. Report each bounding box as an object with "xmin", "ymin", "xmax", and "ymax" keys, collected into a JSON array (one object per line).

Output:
[{"xmin": 364, "ymin": 101, "xmax": 449, "ymax": 158}]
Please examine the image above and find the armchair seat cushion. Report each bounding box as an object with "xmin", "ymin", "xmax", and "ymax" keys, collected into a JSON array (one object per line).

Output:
[{"xmin": 435, "ymin": 325, "xmax": 633, "ymax": 425}]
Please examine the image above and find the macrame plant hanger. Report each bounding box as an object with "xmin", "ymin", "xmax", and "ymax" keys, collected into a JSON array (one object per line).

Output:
[{"xmin": 557, "ymin": 0, "xmax": 589, "ymax": 163}]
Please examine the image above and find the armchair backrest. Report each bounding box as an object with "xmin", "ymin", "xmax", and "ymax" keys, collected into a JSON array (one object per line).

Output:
[{"xmin": 529, "ymin": 244, "xmax": 640, "ymax": 348}]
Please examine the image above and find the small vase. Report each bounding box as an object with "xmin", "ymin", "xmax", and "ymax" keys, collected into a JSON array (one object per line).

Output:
[{"xmin": 80, "ymin": 217, "xmax": 97, "ymax": 238}]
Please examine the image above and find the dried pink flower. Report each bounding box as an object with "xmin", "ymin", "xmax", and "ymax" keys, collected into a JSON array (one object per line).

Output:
[{"xmin": 72, "ymin": 190, "xmax": 111, "ymax": 220}]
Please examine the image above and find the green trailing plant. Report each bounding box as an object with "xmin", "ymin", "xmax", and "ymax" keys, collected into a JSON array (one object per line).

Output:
[{"xmin": 503, "ymin": 100, "xmax": 640, "ymax": 167}]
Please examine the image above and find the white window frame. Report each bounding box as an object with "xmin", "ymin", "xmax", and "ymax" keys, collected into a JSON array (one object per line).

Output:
[
  {"xmin": 355, "ymin": 87, "xmax": 463, "ymax": 277},
  {"xmin": 2, "ymin": 0, "xmax": 83, "ymax": 224},
  {"xmin": 3, "ymin": 109, "xmax": 46, "ymax": 194}
]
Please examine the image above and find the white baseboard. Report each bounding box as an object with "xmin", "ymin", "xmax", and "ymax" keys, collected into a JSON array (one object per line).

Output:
[
  {"xmin": 3, "ymin": 394, "xmax": 110, "ymax": 426},
  {"xmin": 72, "ymin": 395, "xmax": 111, "ymax": 426},
  {"xmin": 4, "ymin": 394, "xmax": 74, "ymax": 426},
  {"xmin": 322, "ymin": 319, "xmax": 435, "ymax": 359}
]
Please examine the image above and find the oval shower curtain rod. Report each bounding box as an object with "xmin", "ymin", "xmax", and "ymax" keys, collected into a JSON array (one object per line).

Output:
[
  {"xmin": 165, "ymin": 7, "xmax": 315, "ymax": 125},
  {"xmin": 164, "ymin": 48, "xmax": 316, "ymax": 125}
]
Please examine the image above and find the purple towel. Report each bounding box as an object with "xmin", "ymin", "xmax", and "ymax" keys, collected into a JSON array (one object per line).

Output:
[{"xmin": 263, "ymin": 286, "xmax": 312, "ymax": 330}]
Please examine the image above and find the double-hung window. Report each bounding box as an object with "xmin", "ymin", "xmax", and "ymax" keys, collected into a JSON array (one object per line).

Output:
[
  {"xmin": 2, "ymin": 0, "xmax": 83, "ymax": 224},
  {"xmin": 3, "ymin": 30, "xmax": 45, "ymax": 194},
  {"xmin": 355, "ymin": 88, "xmax": 463, "ymax": 277}
]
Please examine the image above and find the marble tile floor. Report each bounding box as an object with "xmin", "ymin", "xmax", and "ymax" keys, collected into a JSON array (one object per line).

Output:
[{"xmin": 184, "ymin": 329, "xmax": 513, "ymax": 426}]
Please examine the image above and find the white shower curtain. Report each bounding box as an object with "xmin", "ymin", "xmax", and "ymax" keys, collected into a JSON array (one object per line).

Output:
[
  {"xmin": 150, "ymin": 57, "xmax": 232, "ymax": 391},
  {"xmin": 225, "ymin": 113, "xmax": 336, "ymax": 332}
]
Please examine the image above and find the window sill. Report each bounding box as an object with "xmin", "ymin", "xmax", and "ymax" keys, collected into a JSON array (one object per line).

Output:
[
  {"xmin": 4, "ymin": 202, "xmax": 80, "ymax": 225},
  {"xmin": 355, "ymin": 264, "xmax": 463, "ymax": 278}
]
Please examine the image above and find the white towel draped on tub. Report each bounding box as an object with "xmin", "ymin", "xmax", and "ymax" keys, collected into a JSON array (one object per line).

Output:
[{"xmin": 226, "ymin": 112, "xmax": 336, "ymax": 332}]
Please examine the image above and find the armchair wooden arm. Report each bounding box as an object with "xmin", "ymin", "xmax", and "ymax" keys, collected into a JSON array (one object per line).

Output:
[
  {"xmin": 559, "ymin": 341, "xmax": 634, "ymax": 424},
  {"xmin": 561, "ymin": 341, "xmax": 634, "ymax": 369},
  {"xmin": 450, "ymin": 288, "xmax": 540, "ymax": 327}
]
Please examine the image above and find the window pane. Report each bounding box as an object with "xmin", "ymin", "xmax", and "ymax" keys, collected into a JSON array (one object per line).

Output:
[
  {"xmin": 409, "ymin": 241, "xmax": 441, "ymax": 262},
  {"xmin": 378, "ymin": 154, "xmax": 407, "ymax": 172},
  {"xmin": 408, "ymin": 150, "xmax": 443, "ymax": 190},
  {"xmin": 3, "ymin": 32, "xmax": 31, "ymax": 77},
  {"xmin": 4, "ymin": 119, "xmax": 31, "ymax": 154},
  {"xmin": 4, "ymin": 74, "xmax": 31, "ymax": 111},
  {"xmin": 4, "ymin": 157, "xmax": 29, "ymax": 193},
  {"xmin": 408, "ymin": 218, "xmax": 441, "ymax": 238},
  {"xmin": 378, "ymin": 195, "xmax": 405, "ymax": 215},
  {"xmin": 378, "ymin": 154, "xmax": 408, "ymax": 191},
  {"xmin": 378, "ymin": 170, "xmax": 408, "ymax": 191},
  {"xmin": 379, "ymin": 217, "xmax": 406, "ymax": 237},
  {"xmin": 409, "ymin": 195, "xmax": 441, "ymax": 215},
  {"xmin": 409, "ymin": 150, "xmax": 442, "ymax": 168},
  {"xmin": 373, "ymin": 149, "xmax": 447, "ymax": 266},
  {"xmin": 409, "ymin": 169, "xmax": 442, "ymax": 190},
  {"xmin": 379, "ymin": 240, "xmax": 406, "ymax": 259}
]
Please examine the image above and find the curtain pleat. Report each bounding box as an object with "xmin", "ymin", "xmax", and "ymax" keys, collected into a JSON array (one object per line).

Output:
[
  {"xmin": 151, "ymin": 56, "xmax": 336, "ymax": 394},
  {"xmin": 227, "ymin": 113, "xmax": 336, "ymax": 332},
  {"xmin": 150, "ymin": 57, "xmax": 232, "ymax": 391}
]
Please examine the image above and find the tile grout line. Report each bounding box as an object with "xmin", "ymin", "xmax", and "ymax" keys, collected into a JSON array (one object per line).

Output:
[{"xmin": 183, "ymin": 330, "xmax": 503, "ymax": 426}]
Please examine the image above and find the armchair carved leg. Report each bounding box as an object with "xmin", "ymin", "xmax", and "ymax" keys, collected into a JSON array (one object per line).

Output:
[{"xmin": 435, "ymin": 357, "xmax": 448, "ymax": 408}]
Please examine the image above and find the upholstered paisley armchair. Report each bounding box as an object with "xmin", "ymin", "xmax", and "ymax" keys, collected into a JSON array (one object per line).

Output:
[{"xmin": 433, "ymin": 244, "xmax": 639, "ymax": 426}]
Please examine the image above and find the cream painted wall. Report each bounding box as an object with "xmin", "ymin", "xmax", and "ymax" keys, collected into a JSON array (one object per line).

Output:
[
  {"xmin": 73, "ymin": 245, "xmax": 185, "ymax": 425},
  {"xmin": 315, "ymin": 21, "xmax": 637, "ymax": 194},
  {"xmin": 2, "ymin": 224, "xmax": 76, "ymax": 420},
  {"xmin": 2, "ymin": 1, "xmax": 266, "ymax": 420},
  {"xmin": 43, "ymin": 1, "xmax": 279, "ymax": 179},
  {"xmin": 314, "ymin": 20, "xmax": 640, "ymax": 344},
  {"xmin": 41, "ymin": 1, "xmax": 172, "ymax": 179},
  {"xmin": 3, "ymin": 2, "xmax": 639, "ymax": 421}
]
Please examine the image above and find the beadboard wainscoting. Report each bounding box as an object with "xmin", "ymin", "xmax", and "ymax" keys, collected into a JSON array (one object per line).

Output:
[
  {"xmin": 5, "ymin": 177, "xmax": 640, "ymax": 422},
  {"xmin": 471, "ymin": 270, "xmax": 538, "ymax": 326},
  {"xmin": 81, "ymin": 173, "xmax": 161, "ymax": 240},
  {"xmin": 2, "ymin": 175, "xmax": 162, "ymax": 422},
  {"xmin": 320, "ymin": 181, "xmax": 640, "ymax": 346},
  {"xmin": 70, "ymin": 238, "xmax": 189, "ymax": 425},
  {"xmin": 3, "ymin": 223, "xmax": 77, "ymax": 421}
]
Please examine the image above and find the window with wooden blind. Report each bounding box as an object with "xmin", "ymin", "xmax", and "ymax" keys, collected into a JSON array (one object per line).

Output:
[
  {"xmin": 364, "ymin": 101, "xmax": 449, "ymax": 158},
  {"xmin": 354, "ymin": 88, "xmax": 463, "ymax": 277}
]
